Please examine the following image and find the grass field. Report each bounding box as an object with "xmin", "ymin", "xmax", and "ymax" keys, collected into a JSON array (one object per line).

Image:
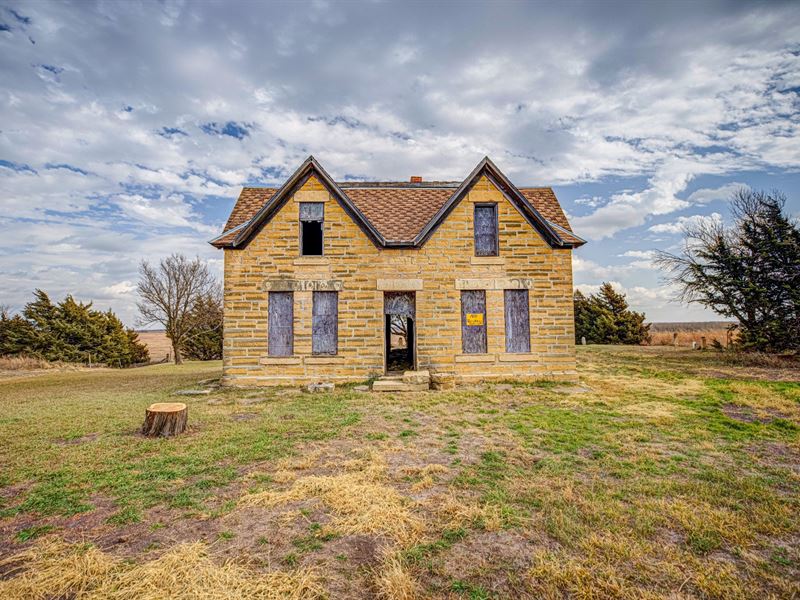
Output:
[{"xmin": 0, "ymin": 347, "xmax": 798, "ymax": 599}]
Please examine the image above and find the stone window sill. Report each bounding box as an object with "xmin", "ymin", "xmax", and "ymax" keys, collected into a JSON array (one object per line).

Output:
[
  {"xmin": 470, "ymin": 256, "xmax": 505, "ymax": 266},
  {"xmin": 454, "ymin": 354, "xmax": 496, "ymax": 363},
  {"xmin": 293, "ymin": 257, "xmax": 330, "ymax": 266},
  {"xmin": 305, "ymin": 355, "xmax": 342, "ymax": 365},
  {"xmin": 498, "ymin": 353, "xmax": 538, "ymax": 363},
  {"xmin": 260, "ymin": 356, "xmax": 301, "ymax": 365}
]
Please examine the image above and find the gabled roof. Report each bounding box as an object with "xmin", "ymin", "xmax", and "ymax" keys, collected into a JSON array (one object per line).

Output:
[{"xmin": 210, "ymin": 156, "xmax": 586, "ymax": 249}]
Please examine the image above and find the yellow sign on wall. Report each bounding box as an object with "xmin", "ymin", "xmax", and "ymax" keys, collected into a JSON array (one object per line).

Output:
[{"xmin": 466, "ymin": 313, "xmax": 484, "ymax": 326}]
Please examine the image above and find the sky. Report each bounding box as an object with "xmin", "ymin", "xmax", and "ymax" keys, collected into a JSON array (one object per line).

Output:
[{"xmin": 1, "ymin": 0, "xmax": 799, "ymax": 327}]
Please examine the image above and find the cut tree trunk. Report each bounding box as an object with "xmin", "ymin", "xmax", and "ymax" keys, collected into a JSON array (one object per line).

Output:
[{"xmin": 142, "ymin": 402, "xmax": 188, "ymax": 437}]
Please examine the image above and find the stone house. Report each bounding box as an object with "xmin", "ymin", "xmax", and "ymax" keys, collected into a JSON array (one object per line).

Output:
[{"xmin": 211, "ymin": 156, "xmax": 585, "ymax": 388}]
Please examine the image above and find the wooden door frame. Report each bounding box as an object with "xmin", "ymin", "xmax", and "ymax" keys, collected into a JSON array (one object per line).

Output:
[{"xmin": 383, "ymin": 292, "xmax": 417, "ymax": 373}]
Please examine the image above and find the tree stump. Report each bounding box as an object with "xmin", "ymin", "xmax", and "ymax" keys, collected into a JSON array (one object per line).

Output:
[{"xmin": 142, "ymin": 402, "xmax": 188, "ymax": 437}]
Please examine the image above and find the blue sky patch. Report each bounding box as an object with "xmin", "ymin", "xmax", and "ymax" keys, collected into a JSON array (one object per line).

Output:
[
  {"xmin": 200, "ymin": 121, "xmax": 251, "ymax": 139},
  {"xmin": 158, "ymin": 126, "xmax": 188, "ymax": 138},
  {"xmin": 8, "ymin": 9, "xmax": 31, "ymax": 25},
  {"xmin": 0, "ymin": 159, "xmax": 36, "ymax": 173},
  {"xmin": 44, "ymin": 163, "xmax": 90, "ymax": 176}
]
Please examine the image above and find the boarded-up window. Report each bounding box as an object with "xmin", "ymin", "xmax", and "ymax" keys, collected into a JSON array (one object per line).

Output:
[
  {"xmin": 268, "ymin": 292, "xmax": 293, "ymax": 356},
  {"xmin": 504, "ymin": 290, "xmax": 531, "ymax": 353},
  {"xmin": 461, "ymin": 290, "xmax": 487, "ymax": 354},
  {"xmin": 312, "ymin": 291, "xmax": 338, "ymax": 355},
  {"xmin": 300, "ymin": 202, "xmax": 324, "ymax": 256},
  {"xmin": 474, "ymin": 204, "xmax": 498, "ymax": 256}
]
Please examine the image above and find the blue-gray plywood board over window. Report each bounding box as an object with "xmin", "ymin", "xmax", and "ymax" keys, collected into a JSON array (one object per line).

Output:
[
  {"xmin": 312, "ymin": 291, "xmax": 338, "ymax": 354},
  {"xmin": 268, "ymin": 291, "xmax": 293, "ymax": 356},
  {"xmin": 474, "ymin": 204, "xmax": 498, "ymax": 256},
  {"xmin": 504, "ymin": 289, "xmax": 531, "ymax": 353},
  {"xmin": 461, "ymin": 290, "xmax": 487, "ymax": 354},
  {"xmin": 299, "ymin": 202, "xmax": 324, "ymax": 221}
]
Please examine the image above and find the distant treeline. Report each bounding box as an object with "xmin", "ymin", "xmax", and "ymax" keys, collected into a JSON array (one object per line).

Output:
[{"xmin": 649, "ymin": 322, "xmax": 736, "ymax": 333}]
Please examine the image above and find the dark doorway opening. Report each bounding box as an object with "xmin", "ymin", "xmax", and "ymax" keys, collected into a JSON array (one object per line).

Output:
[
  {"xmin": 384, "ymin": 292, "xmax": 415, "ymax": 373},
  {"xmin": 385, "ymin": 314, "xmax": 414, "ymax": 372}
]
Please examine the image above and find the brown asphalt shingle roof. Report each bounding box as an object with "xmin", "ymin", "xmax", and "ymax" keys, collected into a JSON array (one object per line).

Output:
[
  {"xmin": 343, "ymin": 186, "xmax": 454, "ymax": 243},
  {"xmin": 213, "ymin": 182, "xmax": 582, "ymax": 247},
  {"xmin": 223, "ymin": 187, "xmax": 277, "ymax": 232}
]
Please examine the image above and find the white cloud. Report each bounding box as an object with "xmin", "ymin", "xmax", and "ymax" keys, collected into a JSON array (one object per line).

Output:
[
  {"xmin": 688, "ymin": 182, "xmax": 749, "ymax": 204},
  {"xmin": 114, "ymin": 194, "xmax": 217, "ymax": 234},
  {"xmin": 649, "ymin": 212, "xmax": 722, "ymax": 234},
  {"xmin": 101, "ymin": 280, "xmax": 136, "ymax": 297},
  {"xmin": 621, "ymin": 250, "xmax": 654, "ymax": 259}
]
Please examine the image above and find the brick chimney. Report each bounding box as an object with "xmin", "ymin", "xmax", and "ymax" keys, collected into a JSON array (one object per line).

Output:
[{"xmin": 410, "ymin": 176, "xmax": 423, "ymax": 183}]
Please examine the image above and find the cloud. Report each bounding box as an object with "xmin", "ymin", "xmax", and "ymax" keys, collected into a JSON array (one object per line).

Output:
[
  {"xmin": 114, "ymin": 193, "xmax": 217, "ymax": 234},
  {"xmin": 101, "ymin": 280, "xmax": 136, "ymax": 297},
  {"xmin": 574, "ymin": 195, "xmax": 605, "ymax": 207},
  {"xmin": 621, "ymin": 250, "xmax": 654, "ymax": 259},
  {"xmin": 687, "ymin": 182, "xmax": 749, "ymax": 204},
  {"xmin": 648, "ymin": 212, "xmax": 723, "ymax": 234}
]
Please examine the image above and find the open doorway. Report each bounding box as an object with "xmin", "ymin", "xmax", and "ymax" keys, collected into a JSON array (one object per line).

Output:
[{"xmin": 384, "ymin": 292, "xmax": 415, "ymax": 373}]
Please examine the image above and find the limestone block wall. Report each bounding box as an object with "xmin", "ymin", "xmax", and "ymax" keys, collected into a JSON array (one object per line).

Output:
[{"xmin": 222, "ymin": 175, "xmax": 576, "ymax": 386}]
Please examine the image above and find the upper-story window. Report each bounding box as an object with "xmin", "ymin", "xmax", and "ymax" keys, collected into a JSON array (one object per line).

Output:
[
  {"xmin": 474, "ymin": 204, "xmax": 498, "ymax": 256},
  {"xmin": 300, "ymin": 202, "xmax": 324, "ymax": 255}
]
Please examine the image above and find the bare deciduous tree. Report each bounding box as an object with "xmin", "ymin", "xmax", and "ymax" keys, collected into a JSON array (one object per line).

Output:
[{"xmin": 137, "ymin": 254, "xmax": 217, "ymax": 364}]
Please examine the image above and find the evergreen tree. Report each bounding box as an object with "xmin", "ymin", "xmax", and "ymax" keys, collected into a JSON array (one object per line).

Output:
[
  {"xmin": 0, "ymin": 290, "xmax": 149, "ymax": 366},
  {"xmin": 180, "ymin": 291, "xmax": 223, "ymax": 360},
  {"xmin": 574, "ymin": 283, "xmax": 650, "ymax": 344},
  {"xmin": 656, "ymin": 189, "xmax": 800, "ymax": 352}
]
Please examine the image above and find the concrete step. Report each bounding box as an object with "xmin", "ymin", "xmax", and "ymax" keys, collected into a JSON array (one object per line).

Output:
[
  {"xmin": 372, "ymin": 369, "xmax": 431, "ymax": 392},
  {"xmin": 402, "ymin": 369, "xmax": 430, "ymax": 385},
  {"xmin": 372, "ymin": 380, "xmax": 430, "ymax": 392}
]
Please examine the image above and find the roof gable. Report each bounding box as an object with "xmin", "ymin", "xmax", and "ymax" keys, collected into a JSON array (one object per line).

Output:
[
  {"xmin": 210, "ymin": 156, "xmax": 586, "ymax": 249},
  {"xmin": 412, "ymin": 157, "xmax": 571, "ymax": 248},
  {"xmin": 216, "ymin": 156, "xmax": 385, "ymax": 249}
]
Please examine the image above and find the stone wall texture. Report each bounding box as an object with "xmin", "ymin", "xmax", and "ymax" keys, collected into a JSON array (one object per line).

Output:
[{"xmin": 222, "ymin": 175, "xmax": 577, "ymax": 385}]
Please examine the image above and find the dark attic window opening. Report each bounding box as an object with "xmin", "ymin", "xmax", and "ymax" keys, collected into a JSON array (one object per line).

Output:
[
  {"xmin": 300, "ymin": 202, "xmax": 324, "ymax": 256},
  {"xmin": 301, "ymin": 221, "xmax": 323, "ymax": 255}
]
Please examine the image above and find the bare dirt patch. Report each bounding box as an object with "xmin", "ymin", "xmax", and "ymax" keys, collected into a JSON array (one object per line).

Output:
[{"xmin": 723, "ymin": 403, "xmax": 789, "ymax": 424}]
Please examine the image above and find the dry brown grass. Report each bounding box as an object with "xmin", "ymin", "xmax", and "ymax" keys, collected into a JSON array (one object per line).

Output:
[
  {"xmin": 0, "ymin": 539, "xmax": 323, "ymax": 600},
  {"xmin": 434, "ymin": 497, "xmax": 505, "ymax": 532},
  {"xmin": 526, "ymin": 537, "xmax": 750, "ymax": 600},
  {"xmin": 648, "ymin": 328, "xmax": 733, "ymax": 347},
  {"xmin": 0, "ymin": 355, "xmax": 61, "ymax": 371},
  {"xmin": 374, "ymin": 552, "xmax": 419, "ymax": 600},
  {"xmin": 240, "ymin": 449, "xmax": 424, "ymax": 545}
]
